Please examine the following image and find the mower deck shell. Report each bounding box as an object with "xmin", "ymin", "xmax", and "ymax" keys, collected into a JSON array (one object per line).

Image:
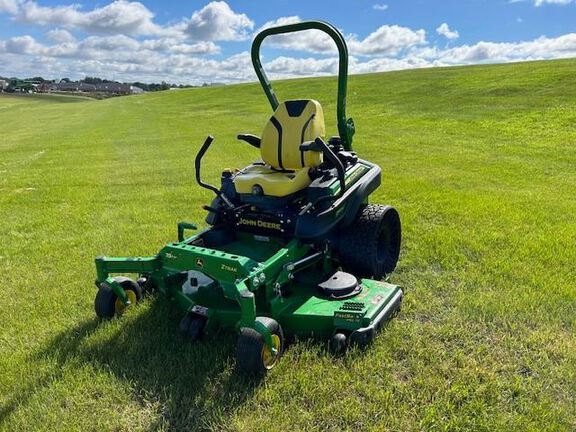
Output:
[{"xmin": 95, "ymin": 229, "xmax": 402, "ymax": 340}]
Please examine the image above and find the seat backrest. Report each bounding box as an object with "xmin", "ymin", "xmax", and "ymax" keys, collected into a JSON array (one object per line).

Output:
[{"xmin": 260, "ymin": 99, "xmax": 325, "ymax": 170}]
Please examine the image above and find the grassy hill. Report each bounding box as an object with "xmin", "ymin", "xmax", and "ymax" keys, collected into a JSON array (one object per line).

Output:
[{"xmin": 1, "ymin": 59, "xmax": 575, "ymax": 431}]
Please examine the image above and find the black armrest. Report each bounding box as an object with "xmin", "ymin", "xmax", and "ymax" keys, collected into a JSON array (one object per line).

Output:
[
  {"xmin": 299, "ymin": 140, "xmax": 322, "ymax": 152},
  {"xmin": 298, "ymin": 137, "xmax": 347, "ymax": 215},
  {"xmin": 237, "ymin": 134, "xmax": 261, "ymax": 148}
]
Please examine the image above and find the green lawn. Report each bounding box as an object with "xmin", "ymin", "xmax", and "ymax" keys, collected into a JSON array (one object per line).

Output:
[{"xmin": 1, "ymin": 59, "xmax": 575, "ymax": 431}]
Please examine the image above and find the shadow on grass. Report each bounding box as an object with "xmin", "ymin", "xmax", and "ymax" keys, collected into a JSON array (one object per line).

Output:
[{"xmin": 11, "ymin": 298, "xmax": 264, "ymax": 431}]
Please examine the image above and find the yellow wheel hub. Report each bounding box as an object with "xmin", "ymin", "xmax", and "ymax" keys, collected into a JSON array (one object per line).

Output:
[
  {"xmin": 261, "ymin": 334, "xmax": 281, "ymax": 369},
  {"xmin": 114, "ymin": 289, "xmax": 137, "ymax": 315}
]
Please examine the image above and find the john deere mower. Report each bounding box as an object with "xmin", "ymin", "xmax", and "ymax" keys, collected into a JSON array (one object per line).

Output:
[{"xmin": 93, "ymin": 20, "xmax": 403, "ymax": 374}]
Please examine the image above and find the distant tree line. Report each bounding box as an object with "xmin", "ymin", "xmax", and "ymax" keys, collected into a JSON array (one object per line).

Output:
[{"xmin": 0, "ymin": 75, "xmax": 220, "ymax": 91}]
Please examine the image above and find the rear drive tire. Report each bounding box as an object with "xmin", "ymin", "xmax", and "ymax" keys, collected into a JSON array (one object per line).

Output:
[{"xmin": 338, "ymin": 204, "xmax": 401, "ymax": 279}]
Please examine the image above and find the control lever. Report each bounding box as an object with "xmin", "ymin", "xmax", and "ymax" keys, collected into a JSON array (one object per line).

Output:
[
  {"xmin": 194, "ymin": 135, "xmax": 234, "ymax": 208},
  {"xmin": 237, "ymin": 134, "xmax": 261, "ymax": 148},
  {"xmin": 299, "ymin": 137, "xmax": 347, "ymax": 214}
]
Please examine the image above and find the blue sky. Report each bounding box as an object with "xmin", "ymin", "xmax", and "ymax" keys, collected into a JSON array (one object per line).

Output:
[{"xmin": 0, "ymin": 0, "xmax": 575, "ymax": 83}]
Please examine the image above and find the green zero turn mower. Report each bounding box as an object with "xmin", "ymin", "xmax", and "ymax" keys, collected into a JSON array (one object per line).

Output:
[{"xmin": 93, "ymin": 20, "xmax": 403, "ymax": 374}]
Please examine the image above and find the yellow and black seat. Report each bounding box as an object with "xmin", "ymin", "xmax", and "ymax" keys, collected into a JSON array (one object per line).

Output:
[{"xmin": 233, "ymin": 99, "xmax": 325, "ymax": 197}]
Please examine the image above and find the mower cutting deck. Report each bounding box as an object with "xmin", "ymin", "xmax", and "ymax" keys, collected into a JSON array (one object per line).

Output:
[{"xmin": 93, "ymin": 20, "xmax": 403, "ymax": 375}]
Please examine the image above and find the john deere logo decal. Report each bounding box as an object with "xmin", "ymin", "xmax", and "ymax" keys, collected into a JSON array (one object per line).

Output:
[
  {"xmin": 165, "ymin": 252, "xmax": 177, "ymax": 260},
  {"xmin": 196, "ymin": 258, "xmax": 204, "ymax": 268},
  {"xmin": 238, "ymin": 217, "xmax": 282, "ymax": 231}
]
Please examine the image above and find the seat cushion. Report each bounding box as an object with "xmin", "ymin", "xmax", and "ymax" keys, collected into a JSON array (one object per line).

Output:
[
  {"xmin": 233, "ymin": 164, "xmax": 312, "ymax": 197},
  {"xmin": 260, "ymin": 99, "xmax": 325, "ymax": 170}
]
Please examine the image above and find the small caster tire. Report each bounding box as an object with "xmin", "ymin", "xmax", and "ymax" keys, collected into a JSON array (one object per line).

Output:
[
  {"xmin": 95, "ymin": 277, "xmax": 142, "ymax": 319},
  {"xmin": 179, "ymin": 313, "xmax": 193, "ymax": 334},
  {"xmin": 349, "ymin": 328, "xmax": 376, "ymax": 349},
  {"xmin": 137, "ymin": 276, "xmax": 156, "ymax": 294},
  {"xmin": 329, "ymin": 332, "xmax": 348, "ymax": 354},
  {"xmin": 179, "ymin": 313, "xmax": 206, "ymax": 342},
  {"xmin": 236, "ymin": 317, "xmax": 284, "ymax": 375},
  {"xmin": 187, "ymin": 316, "xmax": 206, "ymax": 341}
]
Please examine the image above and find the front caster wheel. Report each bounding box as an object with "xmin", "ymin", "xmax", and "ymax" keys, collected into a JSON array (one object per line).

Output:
[
  {"xmin": 95, "ymin": 277, "xmax": 142, "ymax": 319},
  {"xmin": 136, "ymin": 275, "xmax": 156, "ymax": 294},
  {"xmin": 236, "ymin": 317, "xmax": 284, "ymax": 375},
  {"xmin": 329, "ymin": 332, "xmax": 348, "ymax": 354},
  {"xmin": 179, "ymin": 313, "xmax": 206, "ymax": 342},
  {"xmin": 349, "ymin": 328, "xmax": 376, "ymax": 349}
]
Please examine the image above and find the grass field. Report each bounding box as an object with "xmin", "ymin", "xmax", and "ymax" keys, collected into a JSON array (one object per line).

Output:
[{"xmin": 1, "ymin": 59, "xmax": 575, "ymax": 431}]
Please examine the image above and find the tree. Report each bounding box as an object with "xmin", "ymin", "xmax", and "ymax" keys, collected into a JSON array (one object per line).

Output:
[
  {"xmin": 82, "ymin": 76, "xmax": 103, "ymax": 84},
  {"xmin": 131, "ymin": 82, "xmax": 150, "ymax": 91}
]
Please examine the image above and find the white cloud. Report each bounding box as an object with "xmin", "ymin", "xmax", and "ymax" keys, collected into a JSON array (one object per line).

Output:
[
  {"xmin": 0, "ymin": 33, "xmax": 222, "ymax": 63},
  {"xmin": 256, "ymin": 16, "xmax": 336, "ymax": 54},
  {"xmin": 256, "ymin": 16, "xmax": 337, "ymax": 54},
  {"xmin": 15, "ymin": 1, "xmax": 162, "ymax": 35},
  {"xmin": 3, "ymin": 29, "xmax": 574, "ymax": 84},
  {"xmin": 436, "ymin": 23, "xmax": 459, "ymax": 40},
  {"xmin": 265, "ymin": 56, "xmax": 339, "ymax": 78},
  {"xmin": 373, "ymin": 4, "xmax": 388, "ymax": 11},
  {"xmin": 349, "ymin": 25, "xmax": 427, "ymax": 55},
  {"xmin": 67, "ymin": 51, "xmax": 256, "ymax": 84},
  {"xmin": 45, "ymin": 29, "xmax": 75, "ymax": 43},
  {"xmin": 509, "ymin": 0, "xmax": 575, "ymax": 5},
  {"xmin": 534, "ymin": 0, "xmax": 574, "ymax": 5},
  {"xmin": 2, "ymin": 30, "xmax": 576, "ymax": 85},
  {"xmin": 8, "ymin": 0, "xmax": 252, "ymax": 40},
  {"xmin": 438, "ymin": 33, "xmax": 576, "ymax": 63},
  {"xmin": 350, "ymin": 55, "xmax": 435, "ymax": 74},
  {"xmin": 81, "ymin": 34, "xmax": 140, "ymax": 51},
  {"xmin": 141, "ymin": 38, "xmax": 220, "ymax": 55},
  {"xmin": 80, "ymin": 1, "xmax": 159, "ymax": 34},
  {"xmin": 258, "ymin": 16, "xmax": 426, "ymax": 57},
  {"xmin": 183, "ymin": 1, "xmax": 253, "ymax": 41},
  {"xmin": 0, "ymin": 0, "xmax": 20, "ymax": 14},
  {"xmin": 1, "ymin": 3, "xmax": 576, "ymax": 85},
  {"xmin": 3, "ymin": 35, "xmax": 44, "ymax": 54},
  {"xmin": 268, "ymin": 32, "xmax": 576, "ymax": 77}
]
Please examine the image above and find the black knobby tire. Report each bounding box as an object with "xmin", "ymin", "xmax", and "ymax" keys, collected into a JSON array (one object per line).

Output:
[
  {"xmin": 94, "ymin": 284, "xmax": 116, "ymax": 319},
  {"xmin": 338, "ymin": 204, "xmax": 401, "ymax": 279},
  {"xmin": 179, "ymin": 313, "xmax": 206, "ymax": 341},
  {"xmin": 349, "ymin": 328, "xmax": 376, "ymax": 349},
  {"xmin": 236, "ymin": 317, "xmax": 284, "ymax": 375},
  {"xmin": 179, "ymin": 313, "xmax": 193, "ymax": 334},
  {"xmin": 136, "ymin": 276, "xmax": 156, "ymax": 294},
  {"xmin": 187, "ymin": 316, "xmax": 206, "ymax": 341},
  {"xmin": 329, "ymin": 332, "xmax": 348, "ymax": 355},
  {"xmin": 94, "ymin": 277, "xmax": 142, "ymax": 319}
]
